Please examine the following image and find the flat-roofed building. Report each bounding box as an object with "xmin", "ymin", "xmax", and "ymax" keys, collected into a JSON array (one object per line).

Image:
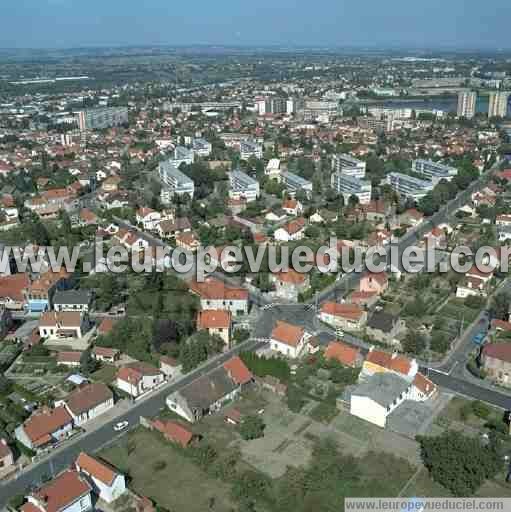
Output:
[
  {"xmin": 159, "ymin": 160, "xmax": 195, "ymax": 200},
  {"xmin": 280, "ymin": 171, "xmax": 313, "ymax": 199},
  {"xmin": 332, "ymin": 154, "xmax": 366, "ymax": 179},
  {"xmin": 412, "ymin": 159, "xmax": 457, "ymax": 184},
  {"xmin": 228, "ymin": 169, "xmax": 260, "ymax": 202},
  {"xmin": 240, "ymin": 140, "xmax": 263, "ymax": 160},
  {"xmin": 386, "ymin": 172, "xmax": 434, "ymax": 201},
  {"xmin": 331, "ymin": 172, "xmax": 372, "ymax": 205}
]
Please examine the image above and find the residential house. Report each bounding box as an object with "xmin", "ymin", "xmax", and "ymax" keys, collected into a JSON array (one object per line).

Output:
[
  {"xmin": 0, "ymin": 273, "xmax": 30, "ymax": 310},
  {"xmin": 189, "ymin": 277, "xmax": 249, "ymax": 315},
  {"xmin": 362, "ymin": 347, "xmax": 418, "ymax": 380},
  {"xmin": 136, "ymin": 207, "xmax": 161, "ymax": 231},
  {"xmin": 366, "ymin": 312, "xmax": 406, "ymax": 347},
  {"xmin": 349, "ymin": 372, "xmax": 412, "ymax": 428},
  {"xmin": 481, "ymin": 343, "xmax": 511, "ymax": 387},
  {"xmin": 424, "ymin": 227, "xmax": 447, "ymax": 249},
  {"xmin": 78, "ymin": 208, "xmax": 98, "ymax": 227},
  {"xmin": 24, "ymin": 269, "xmax": 71, "ymax": 313},
  {"xmin": 56, "ymin": 351, "xmax": 82, "ymax": 367},
  {"xmin": 175, "ymin": 231, "xmax": 201, "ymax": 253},
  {"xmin": 166, "ymin": 356, "xmax": 252, "ymax": 422},
  {"xmin": 60, "ymin": 383, "xmax": 114, "ymax": 427},
  {"xmin": 38, "ymin": 311, "xmax": 87, "ymax": 339},
  {"xmin": 324, "ymin": 341, "xmax": 362, "ymax": 367},
  {"xmin": 75, "ymin": 452, "xmax": 126, "ymax": 503},
  {"xmin": 273, "ymin": 217, "xmax": 306, "ymax": 242},
  {"xmin": 197, "ymin": 309, "xmax": 232, "ymax": 346},
  {"xmin": 359, "ymin": 272, "xmax": 388, "ymax": 295},
  {"xmin": 115, "ymin": 363, "xmax": 164, "ymax": 398},
  {"xmin": 92, "ymin": 346, "xmax": 120, "ymax": 363},
  {"xmin": 21, "ymin": 469, "xmax": 92, "ymax": 512},
  {"xmin": 52, "ymin": 290, "xmax": 92, "ymax": 313},
  {"xmin": 282, "ymin": 199, "xmax": 303, "ymax": 216},
  {"xmin": 157, "ymin": 216, "xmax": 192, "ymax": 239},
  {"xmin": 270, "ymin": 320, "xmax": 309, "ymax": 359},
  {"xmin": 159, "ymin": 355, "xmax": 181, "ymax": 378},
  {"xmin": 15, "ymin": 406, "xmax": 74, "ymax": 451},
  {"xmin": 272, "ymin": 270, "xmax": 310, "ymax": 301},
  {"xmin": 319, "ymin": 303, "xmax": 367, "ymax": 331}
]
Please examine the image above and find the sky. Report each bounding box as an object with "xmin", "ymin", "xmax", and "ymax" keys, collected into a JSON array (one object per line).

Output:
[{"xmin": 2, "ymin": 0, "xmax": 510, "ymax": 50}]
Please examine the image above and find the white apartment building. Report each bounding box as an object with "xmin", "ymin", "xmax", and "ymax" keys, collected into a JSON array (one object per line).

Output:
[
  {"xmin": 331, "ymin": 172, "xmax": 372, "ymax": 205},
  {"xmin": 331, "ymin": 154, "xmax": 366, "ymax": 179},
  {"xmin": 386, "ymin": 172, "xmax": 434, "ymax": 201},
  {"xmin": 240, "ymin": 140, "xmax": 263, "ymax": 160},
  {"xmin": 280, "ymin": 171, "xmax": 313, "ymax": 198},
  {"xmin": 192, "ymin": 138, "xmax": 212, "ymax": 157},
  {"xmin": 457, "ymin": 90, "xmax": 477, "ymax": 119},
  {"xmin": 412, "ymin": 159, "xmax": 457, "ymax": 184},
  {"xmin": 228, "ymin": 169, "xmax": 260, "ymax": 202},
  {"xmin": 159, "ymin": 159, "xmax": 195, "ymax": 199}
]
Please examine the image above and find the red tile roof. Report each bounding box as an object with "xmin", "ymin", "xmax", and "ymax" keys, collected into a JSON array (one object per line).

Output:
[
  {"xmin": 412, "ymin": 372, "xmax": 436, "ymax": 395},
  {"xmin": 29, "ymin": 470, "xmax": 91, "ymax": 512},
  {"xmin": 57, "ymin": 351, "xmax": 81, "ymax": 364},
  {"xmin": 97, "ymin": 317, "xmax": 117, "ymax": 335},
  {"xmin": 324, "ymin": 341, "xmax": 360, "ymax": 367},
  {"xmin": 274, "ymin": 269, "xmax": 307, "ymax": 285},
  {"xmin": 189, "ymin": 277, "xmax": 248, "ymax": 301},
  {"xmin": 22, "ymin": 406, "xmax": 73, "ymax": 445},
  {"xmin": 320, "ymin": 302, "xmax": 364, "ymax": 321},
  {"xmin": 271, "ymin": 320, "xmax": 305, "ymax": 347},
  {"xmin": 223, "ymin": 356, "xmax": 253, "ymax": 385},
  {"xmin": 483, "ymin": 343, "xmax": 511, "ymax": 364},
  {"xmin": 152, "ymin": 420, "xmax": 193, "ymax": 448},
  {"xmin": 198, "ymin": 310, "xmax": 231, "ymax": 330},
  {"xmin": 76, "ymin": 452, "xmax": 117, "ymax": 486}
]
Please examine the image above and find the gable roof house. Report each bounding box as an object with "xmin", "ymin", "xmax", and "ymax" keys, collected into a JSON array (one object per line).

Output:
[
  {"xmin": 58, "ymin": 383, "xmax": 114, "ymax": 427},
  {"xmin": 273, "ymin": 217, "xmax": 306, "ymax": 242},
  {"xmin": 52, "ymin": 289, "xmax": 92, "ymax": 313},
  {"xmin": 189, "ymin": 277, "xmax": 249, "ymax": 315},
  {"xmin": 272, "ymin": 270, "xmax": 310, "ymax": 301},
  {"xmin": 270, "ymin": 320, "xmax": 310, "ymax": 359},
  {"xmin": 75, "ymin": 452, "xmax": 126, "ymax": 504},
  {"xmin": 21, "ymin": 469, "xmax": 92, "ymax": 512},
  {"xmin": 319, "ymin": 303, "xmax": 367, "ymax": 331},
  {"xmin": 166, "ymin": 356, "xmax": 252, "ymax": 422},
  {"xmin": 197, "ymin": 309, "xmax": 232, "ymax": 346},
  {"xmin": 115, "ymin": 362, "xmax": 164, "ymax": 398},
  {"xmin": 38, "ymin": 311, "xmax": 87, "ymax": 340},
  {"xmin": 324, "ymin": 341, "xmax": 362, "ymax": 368},
  {"xmin": 15, "ymin": 406, "xmax": 73, "ymax": 451},
  {"xmin": 365, "ymin": 311, "xmax": 406, "ymax": 347},
  {"xmin": 481, "ymin": 343, "xmax": 511, "ymax": 387}
]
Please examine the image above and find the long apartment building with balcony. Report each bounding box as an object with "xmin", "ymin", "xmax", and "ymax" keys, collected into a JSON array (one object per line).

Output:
[
  {"xmin": 331, "ymin": 173, "xmax": 372, "ymax": 205},
  {"xmin": 228, "ymin": 169, "xmax": 260, "ymax": 202},
  {"xmin": 386, "ymin": 172, "xmax": 434, "ymax": 201},
  {"xmin": 159, "ymin": 159, "xmax": 195, "ymax": 201}
]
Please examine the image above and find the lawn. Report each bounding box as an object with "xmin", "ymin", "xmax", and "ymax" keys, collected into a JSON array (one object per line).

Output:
[
  {"xmin": 91, "ymin": 364, "xmax": 117, "ymax": 385},
  {"xmin": 99, "ymin": 428, "xmax": 235, "ymax": 512}
]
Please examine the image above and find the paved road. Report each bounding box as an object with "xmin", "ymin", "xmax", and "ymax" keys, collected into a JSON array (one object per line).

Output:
[{"xmin": 0, "ymin": 338, "xmax": 263, "ymax": 506}]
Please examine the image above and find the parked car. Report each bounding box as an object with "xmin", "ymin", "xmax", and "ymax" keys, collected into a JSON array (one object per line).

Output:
[{"xmin": 113, "ymin": 421, "xmax": 129, "ymax": 432}]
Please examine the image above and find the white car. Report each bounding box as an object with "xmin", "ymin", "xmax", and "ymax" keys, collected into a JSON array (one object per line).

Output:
[{"xmin": 113, "ymin": 421, "xmax": 129, "ymax": 432}]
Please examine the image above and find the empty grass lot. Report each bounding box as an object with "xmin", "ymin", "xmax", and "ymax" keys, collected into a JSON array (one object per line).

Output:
[{"xmin": 99, "ymin": 429, "xmax": 235, "ymax": 512}]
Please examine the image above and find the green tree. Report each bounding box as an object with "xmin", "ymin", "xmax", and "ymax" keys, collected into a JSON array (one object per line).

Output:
[
  {"xmin": 239, "ymin": 415, "xmax": 265, "ymax": 441},
  {"xmin": 417, "ymin": 431, "xmax": 501, "ymax": 496},
  {"xmin": 286, "ymin": 385, "xmax": 304, "ymax": 413}
]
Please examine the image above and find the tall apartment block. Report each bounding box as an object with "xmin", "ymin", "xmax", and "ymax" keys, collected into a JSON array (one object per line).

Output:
[
  {"xmin": 457, "ymin": 90, "xmax": 477, "ymax": 119},
  {"xmin": 77, "ymin": 107, "xmax": 128, "ymax": 131},
  {"xmin": 488, "ymin": 91, "xmax": 509, "ymax": 118}
]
